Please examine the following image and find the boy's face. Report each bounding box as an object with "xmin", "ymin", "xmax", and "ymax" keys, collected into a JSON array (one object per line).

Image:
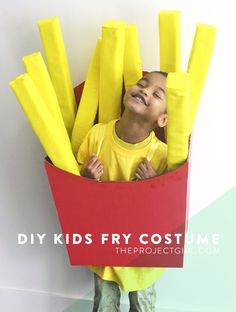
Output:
[{"xmin": 123, "ymin": 72, "xmax": 167, "ymax": 129}]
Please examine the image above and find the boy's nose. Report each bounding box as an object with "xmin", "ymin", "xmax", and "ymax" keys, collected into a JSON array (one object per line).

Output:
[{"xmin": 140, "ymin": 88, "xmax": 148, "ymax": 96}]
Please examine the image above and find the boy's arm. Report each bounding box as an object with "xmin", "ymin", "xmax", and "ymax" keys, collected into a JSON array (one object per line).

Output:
[
  {"xmin": 135, "ymin": 158, "xmax": 158, "ymax": 180},
  {"xmin": 80, "ymin": 154, "xmax": 103, "ymax": 180},
  {"xmin": 76, "ymin": 125, "xmax": 103, "ymax": 180},
  {"xmin": 135, "ymin": 143, "xmax": 167, "ymax": 180}
]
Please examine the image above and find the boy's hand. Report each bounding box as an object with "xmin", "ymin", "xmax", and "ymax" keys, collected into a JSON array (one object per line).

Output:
[
  {"xmin": 80, "ymin": 154, "xmax": 103, "ymax": 180},
  {"xmin": 135, "ymin": 158, "xmax": 157, "ymax": 180}
]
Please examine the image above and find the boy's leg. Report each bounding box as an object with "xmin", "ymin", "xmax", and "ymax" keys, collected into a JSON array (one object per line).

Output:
[
  {"xmin": 128, "ymin": 282, "xmax": 157, "ymax": 312},
  {"xmin": 92, "ymin": 273, "xmax": 121, "ymax": 312}
]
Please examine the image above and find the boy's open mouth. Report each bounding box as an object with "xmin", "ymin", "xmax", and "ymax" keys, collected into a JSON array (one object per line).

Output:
[{"xmin": 132, "ymin": 93, "xmax": 147, "ymax": 106}]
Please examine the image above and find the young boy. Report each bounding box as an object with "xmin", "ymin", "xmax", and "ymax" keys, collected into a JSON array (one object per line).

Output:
[{"xmin": 77, "ymin": 71, "xmax": 168, "ymax": 311}]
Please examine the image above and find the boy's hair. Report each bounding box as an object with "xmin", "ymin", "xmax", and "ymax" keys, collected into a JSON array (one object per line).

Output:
[
  {"xmin": 147, "ymin": 70, "xmax": 168, "ymax": 139},
  {"xmin": 146, "ymin": 70, "xmax": 168, "ymax": 78}
]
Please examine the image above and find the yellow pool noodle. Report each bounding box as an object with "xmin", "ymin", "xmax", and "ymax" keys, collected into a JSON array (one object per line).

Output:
[
  {"xmin": 38, "ymin": 17, "xmax": 76, "ymax": 137},
  {"xmin": 22, "ymin": 52, "xmax": 67, "ymax": 135},
  {"xmin": 187, "ymin": 24, "xmax": 216, "ymax": 133},
  {"xmin": 10, "ymin": 74, "xmax": 80, "ymax": 175},
  {"xmin": 124, "ymin": 24, "xmax": 142, "ymax": 90},
  {"xmin": 166, "ymin": 73, "xmax": 190, "ymax": 171},
  {"xmin": 71, "ymin": 38, "xmax": 101, "ymax": 155},
  {"xmin": 99, "ymin": 20, "xmax": 126, "ymax": 123},
  {"xmin": 159, "ymin": 11, "xmax": 181, "ymax": 73}
]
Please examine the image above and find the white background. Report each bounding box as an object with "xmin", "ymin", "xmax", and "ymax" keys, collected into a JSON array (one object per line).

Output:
[{"xmin": 0, "ymin": 0, "xmax": 235, "ymax": 311}]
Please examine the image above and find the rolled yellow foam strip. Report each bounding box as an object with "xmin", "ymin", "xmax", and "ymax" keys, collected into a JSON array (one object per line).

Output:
[
  {"xmin": 159, "ymin": 11, "xmax": 181, "ymax": 73},
  {"xmin": 166, "ymin": 73, "xmax": 190, "ymax": 171},
  {"xmin": 99, "ymin": 20, "xmax": 126, "ymax": 123},
  {"xmin": 187, "ymin": 24, "xmax": 216, "ymax": 133},
  {"xmin": 22, "ymin": 52, "xmax": 67, "ymax": 134},
  {"xmin": 38, "ymin": 17, "xmax": 76, "ymax": 137},
  {"xmin": 71, "ymin": 38, "xmax": 101, "ymax": 155},
  {"xmin": 124, "ymin": 24, "xmax": 142, "ymax": 90},
  {"xmin": 10, "ymin": 74, "xmax": 80, "ymax": 175}
]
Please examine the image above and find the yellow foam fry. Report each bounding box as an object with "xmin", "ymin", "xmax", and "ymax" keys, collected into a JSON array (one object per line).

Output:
[
  {"xmin": 123, "ymin": 24, "xmax": 142, "ymax": 90},
  {"xmin": 71, "ymin": 38, "xmax": 101, "ymax": 155},
  {"xmin": 10, "ymin": 74, "xmax": 80, "ymax": 175},
  {"xmin": 22, "ymin": 52, "xmax": 67, "ymax": 134},
  {"xmin": 187, "ymin": 24, "xmax": 216, "ymax": 133},
  {"xmin": 166, "ymin": 73, "xmax": 190, "ymax": 171},
  {"xmin": 38, "ymin": 17, "xmax": 76, "ymax": 137},
  {"xmin": 99, "ymin": 20, "xmax": 126, "ymax": 123},
  {"xmin": 159, "ymin": 11, "xmax": 181, "ymax": 73}
]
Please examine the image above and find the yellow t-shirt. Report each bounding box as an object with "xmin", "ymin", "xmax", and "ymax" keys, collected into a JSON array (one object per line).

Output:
[{"xmin": 77, "ymin": 119, "xmax": 167, "ymax": 291}]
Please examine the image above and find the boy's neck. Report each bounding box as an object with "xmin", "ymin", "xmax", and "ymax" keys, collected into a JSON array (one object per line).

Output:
[{"xmin": 115, "ymin": 111, "xmax": 151, "ymax": 144}]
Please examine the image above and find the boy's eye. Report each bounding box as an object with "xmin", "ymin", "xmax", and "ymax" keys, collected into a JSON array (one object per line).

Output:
[
  {"xmin": 137, "ymin": 81, "xmax": 146, "ymax": 87},
  {"xmin": 154, "ymin": 93, "xmax": 161, "ymax": 99}
]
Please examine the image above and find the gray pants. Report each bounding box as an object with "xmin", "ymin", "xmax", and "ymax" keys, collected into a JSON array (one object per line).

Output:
[{"xmin": 92, "ymin": 273, "xmax": 157, "ymax": 312}]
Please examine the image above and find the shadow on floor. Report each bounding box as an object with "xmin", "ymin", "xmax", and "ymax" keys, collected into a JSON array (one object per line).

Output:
[{"xmin": 64, "ymin": 298, "xmax": 129, "ymax": 312}]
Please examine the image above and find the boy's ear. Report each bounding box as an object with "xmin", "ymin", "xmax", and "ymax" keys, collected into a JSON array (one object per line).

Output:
[{"xmin": 157, "ymin": 113, "xmax": 167, "ymax": 128}]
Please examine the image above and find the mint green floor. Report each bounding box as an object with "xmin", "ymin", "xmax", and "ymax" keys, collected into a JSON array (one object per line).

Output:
[{"xmin": 65, "ymin": 185, "xmax": 236, "ymax": 312}]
